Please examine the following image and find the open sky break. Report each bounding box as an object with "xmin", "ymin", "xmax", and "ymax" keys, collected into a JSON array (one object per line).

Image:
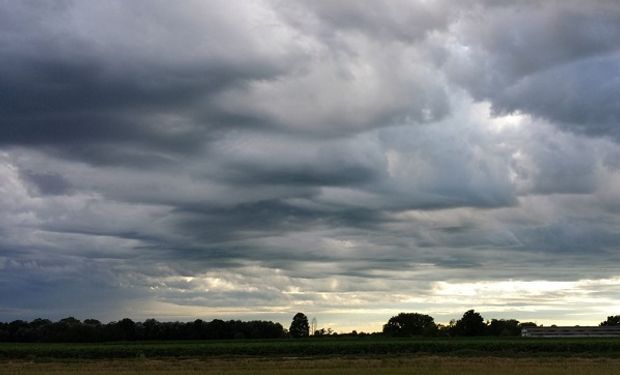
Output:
[{"xmin": 1, "ymin": 0, "xmax": 620, "ymax": 332}]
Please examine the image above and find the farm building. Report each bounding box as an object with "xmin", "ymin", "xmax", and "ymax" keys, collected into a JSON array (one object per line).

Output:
[{"xmin": 522, "ymin": 326, "xmax": 620, "ymax": 337}]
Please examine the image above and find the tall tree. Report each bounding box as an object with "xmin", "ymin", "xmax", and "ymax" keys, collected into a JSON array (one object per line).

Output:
[
  {"xmin": 289, "ymin": 312, "xmax": 309, "ymax": 338},
  {"xmin": 487, "ymin": 319, "xmax": 521, "ymax": 336},
  {"xmin": 454, "ymin": 310, "xmax": 486, "ymax": 336},
  {"xmin": 383, "ymin": 313, "xmax": 436, "ymax": 336},
  {"xmin": 600, "ymin": 315, "xmax": 620, "ymax": 326}
]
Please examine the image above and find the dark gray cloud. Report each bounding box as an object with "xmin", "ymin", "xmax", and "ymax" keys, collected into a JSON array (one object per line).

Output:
[
  {"xmin": 0, "ymin": 0, "xmax": 305, "ymax": 166},
  {"xmin": 442, "ymin": 0, "xmax": 620, "ymax": 139},
  {"xmin": 20, "ymin": 171, "xmax": 73, "ymax": 196},
  {"xmin": 0, "ymin": 0, "xmax": 619, "ymax": 329}
]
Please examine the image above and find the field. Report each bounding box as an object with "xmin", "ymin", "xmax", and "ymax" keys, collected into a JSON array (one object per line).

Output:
[
  {"xmin": 2, "ymin": 337, "xmax": 620, "ymax": 359},
  {"xmin": 2, "ymin": 337, "xmax": 620, "ymax": 374},
  {"xmin": 3, "ymin": 357, "xmax": 620, "ymax": 375}
]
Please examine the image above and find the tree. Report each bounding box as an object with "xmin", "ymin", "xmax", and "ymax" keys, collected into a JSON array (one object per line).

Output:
[
  {"xmin": 0, "ymin": 317, "xmax": 286, "ymax": 342},
  {"xmin": 289, "ymin": 312, "xmax": 309, "ymax": 338},
  {"xmin": 454, "ymin": 310, "xmax": 486, "ymax": 336},
  {"xmin": 600, "ymin": 315, "xmax": 620, "ymax": 326},
  {"xmin": 142, "ymin": 319, "xmax": 162, "ymax": 340},
  {"xmin": 487, "ymin": 319, "xmax": 521, "ymax": 336},
  {"xmin": 314, "ymin": 327, "xmax": 335, "ymax": 336},
  {"xmin": 383, "ymin": 313, "xmax": 437, "ymax": 336},
  {"xmin": 115, "ymin": 318, "xmax": 137, "ymax": 341}
]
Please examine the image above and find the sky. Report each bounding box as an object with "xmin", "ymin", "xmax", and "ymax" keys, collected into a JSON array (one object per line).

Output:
[{"xmin": 1, "ymin": 0, "xmax": 620, "ymax": 333}]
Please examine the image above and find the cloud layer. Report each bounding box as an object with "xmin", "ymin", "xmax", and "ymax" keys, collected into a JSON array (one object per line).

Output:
[{"xmin": 1, "ymin": 0, "xmax": 620, "ymax": 330}]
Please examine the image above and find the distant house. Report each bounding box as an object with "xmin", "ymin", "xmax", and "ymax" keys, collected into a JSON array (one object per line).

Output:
[{"xmin": 522, "ymin": 326, "xmax": 620, "ymax": 338}]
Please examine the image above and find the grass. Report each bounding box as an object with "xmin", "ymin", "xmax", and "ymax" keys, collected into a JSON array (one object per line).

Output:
[
  {"xmin": 3, "ymin": 357, "xmax": 620, "ymax": 375},
  {"xmin": 4, "ymin": 338, "xmax": 620, "ymax": 374},
  {"xmin": 3, "ymin": 337, "xmax": 620, "ymax": 359}
]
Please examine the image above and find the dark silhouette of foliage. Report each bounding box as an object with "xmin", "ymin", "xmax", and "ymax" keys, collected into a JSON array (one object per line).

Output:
[
  {"xmin": 600, "ymin": 315, "xmax": 620, "ymax": 326},
  {"xmin": 0, "ymin": 312, "xmax": 611, "ymax": 342},
  {"xmin": 289, "ymin": 312, "xmax": 309, "ymax": 338},
  {"xmin": 0, "ymin": 317, "xmax": 285, "ymax": 342},
  {"xmin": 383, "ymin": 313, "xmax": 437, "ymax": 336},
  {"xmin": 313, "ymin": 327, "xmax": 336, "ymax": 336},
  {"xmin": 486, "ymin": 319, "xmax": 521, "ymax": 336},
  {"xmin": 454, "ymin": 310, "xmax": 486, "ymax": 336}
]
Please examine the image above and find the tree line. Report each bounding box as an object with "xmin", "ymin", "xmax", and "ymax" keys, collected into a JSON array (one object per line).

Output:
[
  {"xmin": 1, "ymin": 312, "xmax": 618, "ymax": 342},
  {"xmin": 383, "ymin": 310, "xmax": 531, "ymax": 337},
  {"xmin": 382, "ymin": 311, "xmax": 620, "ymax": 337},
  {"xmin": 0, "ymin": 317, "xmax": 286, "ymax": 342}
]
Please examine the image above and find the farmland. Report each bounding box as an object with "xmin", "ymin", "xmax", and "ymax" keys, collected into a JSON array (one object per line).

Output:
[
  {"xmin": 2, "ymin": 336, "xmax": 620, "ymax": 359},
  {"xmin": 3, "ymin": 356, "xmax": 620, "ymax": 375},
  {"xmin": 3, "ymin": 337, "xmax": 620, "ymax": 374}
]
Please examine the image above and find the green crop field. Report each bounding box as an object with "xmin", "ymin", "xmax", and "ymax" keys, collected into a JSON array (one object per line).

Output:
[{"xmin": 2, "ymin": 337, "xmax": 620, "ymax": 359}]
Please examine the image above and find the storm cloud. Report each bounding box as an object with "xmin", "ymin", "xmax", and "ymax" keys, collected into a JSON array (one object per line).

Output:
[{"xmin": 1, "ymin": 0, "xmax": 620, "ymax": 330}]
